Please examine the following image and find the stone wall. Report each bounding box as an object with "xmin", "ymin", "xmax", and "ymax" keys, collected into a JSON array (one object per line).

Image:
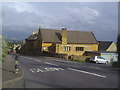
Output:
[
  {"xmin": 41, "ymin": 51, "xmax": 68, "ymax": 59},
  {"xmin": 71, "ymin": 55, "xmax": 91, "ymax": 61}
]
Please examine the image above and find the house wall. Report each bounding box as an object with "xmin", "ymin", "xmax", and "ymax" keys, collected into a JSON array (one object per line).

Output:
[
  {"xmin": 37, "ymin": 29, "xmax": 43, "ymax": 51},
  {"xmin": 41, "ymin": 43, "xmax": 53, "ymax": 51},
  {"xmin": 107, "ymin": 42, "xmax": 117, "ymax": 51},
  {"xmin": 25, "ymin": 40, "xmax": 37, "ymax": 51},
  {"xmin": 56, "ymin": 44, "xmax": 98, "ymax": 56}
]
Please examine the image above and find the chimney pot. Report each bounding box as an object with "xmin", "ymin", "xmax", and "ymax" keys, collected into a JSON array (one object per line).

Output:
[{"xmin": 62, "ymin": 27, "xmax": 67, "ymax": 30}]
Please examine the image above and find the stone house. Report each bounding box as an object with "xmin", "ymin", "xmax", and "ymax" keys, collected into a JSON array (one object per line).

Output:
[{"xmin": 24, "ymin": 28, "xmax": 98, "ymax": 56}]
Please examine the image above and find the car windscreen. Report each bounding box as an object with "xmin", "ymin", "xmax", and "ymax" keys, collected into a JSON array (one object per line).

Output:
[{"xmin": 97, "ymin": 56, "xmax": 105, "ymax": 60}]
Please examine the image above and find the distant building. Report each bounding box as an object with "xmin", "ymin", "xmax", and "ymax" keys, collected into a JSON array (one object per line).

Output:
[
  {"xmin": 98, "ymin": 41, "xmax": 117, "ymax": 51},
  {"xmin": 24, "ymin": 28, "xmax": 98, "ymax": 56}
]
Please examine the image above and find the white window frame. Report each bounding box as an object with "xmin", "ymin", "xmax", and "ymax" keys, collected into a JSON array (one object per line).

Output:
[{"xmin": 64, "ymin": 47, "xmax": 70, "ymax": 51}]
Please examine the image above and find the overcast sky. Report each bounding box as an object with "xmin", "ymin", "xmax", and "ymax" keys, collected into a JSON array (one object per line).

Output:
[{"xmin": 2, "ymin": 2, "xmax": 118, "ymax": 41}]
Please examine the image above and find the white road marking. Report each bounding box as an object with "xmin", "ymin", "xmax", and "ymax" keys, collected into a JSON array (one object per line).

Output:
[
  {"xmin": 29, "ymin": 68, "xmax": 44, "ymax": 73},
  {"xmin": 36, "ymin": 68, "xmax": 44, "ymax": 72},
  {"xmin": 58, "ymin": 68, "xmax": 64, "ymax": 70},
  {"xmin": 68, "ymin": 68, "xmax": 107, "ymax": 78},
  {"xmin": 34, "ymin": 59, "xmax": 41, "ymax": 62},
  {"xmin": 29, "ymin": 67, "xmax": 64, "ymax": 73},
  {"xmin": 45, "ymin": 62, "xmax": 59, "ymax": 66},
  {"xmin": 24, "ymin": 57, "xmax": 27, "ymax": 58},
  {"xmin": 44, "ymin": 67, "xmax": 64, "ymax": 71},
  {"xmin": 55, "ymin": 60, "xmax": 104, "ymax": 70},
  {"xmin": 29, "ymin": 58, "xmax": 32, "ymax": 59},
  {"xmin": 45, "ymin": 68, "xmax": 58, "ymax": 71},
  {"xmin": 29, "ymin": 69, "xmax": 35, "ymax": 73}
]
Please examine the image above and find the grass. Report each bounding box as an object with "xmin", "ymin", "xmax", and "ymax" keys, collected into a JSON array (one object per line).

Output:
[{"xmin": 73, "ymin": 59, "xmax": 86, "ymax": 63}]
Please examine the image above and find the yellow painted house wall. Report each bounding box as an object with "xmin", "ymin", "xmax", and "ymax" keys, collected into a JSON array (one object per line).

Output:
[
  {"xmin": 40, "ymin": 42, "xmax": 98, "ymax": 56},
  {"xmin": 41, "ymin": 43, "xmax": 53, "ymax": 51},
  {"xmin": 56, "ymin": 44, "xmax": 98, "ymax": 56}
]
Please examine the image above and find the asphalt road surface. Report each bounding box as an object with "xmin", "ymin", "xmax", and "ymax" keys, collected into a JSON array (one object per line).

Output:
[{"xmin": 17, "ymin": 55, "xmax": 118, "ymax": 88}]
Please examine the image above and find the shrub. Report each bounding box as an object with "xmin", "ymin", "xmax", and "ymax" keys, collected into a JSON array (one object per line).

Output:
[{"xmin": 1, "ymin": 37, "xmax": 12, "ymax": 61}]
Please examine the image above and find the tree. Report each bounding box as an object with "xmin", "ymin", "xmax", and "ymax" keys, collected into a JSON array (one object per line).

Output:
[{"xmin": 2, "ymin": 37, "xmax": 13, "ymax": 60}]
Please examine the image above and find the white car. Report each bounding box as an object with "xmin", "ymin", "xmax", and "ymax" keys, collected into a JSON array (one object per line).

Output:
[{"xmin": 90, "ymin": 56, "xmax": 108, "ymax": 64}]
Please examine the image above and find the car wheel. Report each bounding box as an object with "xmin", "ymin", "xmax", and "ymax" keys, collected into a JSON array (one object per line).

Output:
[
  {"xmin": 105, "ymin": 61, "xmax": 108, "ymax": 64},
  {"xmin": 96, "ymin": 60, "xmax": 99, "ymax": 64}
]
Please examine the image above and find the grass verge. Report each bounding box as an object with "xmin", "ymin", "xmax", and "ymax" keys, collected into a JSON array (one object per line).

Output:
[{"xmin": 73, "ymin": 59, "xmax": 86, "ymax": 63}]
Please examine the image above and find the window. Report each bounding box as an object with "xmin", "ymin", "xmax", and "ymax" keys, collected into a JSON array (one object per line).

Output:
[
  {"xmin": 76, "ymin": 47, "xmax": 84, "ymax": 51},
  {"xmin": 97, "ymin": 56, "xmax": 105, "ymax": 60},
  {"xmin": 30, "ymin": 42, "xmax": 34, "ymax": 46},
  {"xmin": 64, "ymin": 47, "xmax": 70, "ymax": 51}
]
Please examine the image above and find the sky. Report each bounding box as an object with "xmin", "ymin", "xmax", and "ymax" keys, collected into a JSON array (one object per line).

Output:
[{"xmin": 2, "ymin": 2, "xmax": 118, "ymax": 41}]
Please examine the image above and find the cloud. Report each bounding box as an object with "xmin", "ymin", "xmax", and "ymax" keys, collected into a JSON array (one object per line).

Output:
[
  {"xmin": 4, "ymin": 2, "xmax": 44, "ymax": 16},
  {"xmin": 2, "ymin": 2, "xmax": 118, "ymax": 41},
  {"xmin": 65, "ymin": 7, "xmax": 100, "ymax": 24}
]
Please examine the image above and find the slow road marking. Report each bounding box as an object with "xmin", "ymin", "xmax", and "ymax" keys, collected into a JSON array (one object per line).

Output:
[
  {"xmin": 68, "ymin": 68, "xmax": 107, "ymax": 78},
  {"xmin": 29, "ymin": 67, "xmax": 64, "ymax": 73}
]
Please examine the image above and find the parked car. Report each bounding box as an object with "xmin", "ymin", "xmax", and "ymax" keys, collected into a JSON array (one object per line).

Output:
[{"xmin": 90, "ymin": 56, "xmax": 108, "ymax": 64}]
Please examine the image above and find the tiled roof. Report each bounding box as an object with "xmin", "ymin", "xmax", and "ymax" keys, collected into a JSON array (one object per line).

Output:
[
  {"xmin": 25, "ymin": 34, "xmax": 38, "ymax": 41},
  {"xmin": 26, "ymin": 28, "xmax": 98, "ymax": 44},
  {"xmin": 40, "ymin": 28, "xmax": 98, "ymax": 44},
  {"xmin": 98, "ymin": 41, "xmax": 113, "ymax": 51}
]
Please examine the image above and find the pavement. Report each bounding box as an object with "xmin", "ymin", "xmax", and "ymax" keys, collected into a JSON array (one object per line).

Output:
[
  {"xmin": 17, "ymin": 55, "xmax": 119, "ymax": 88},
  {"xmin": 2, "ymin": 55, "xmax": 23, "ymax": 88}
]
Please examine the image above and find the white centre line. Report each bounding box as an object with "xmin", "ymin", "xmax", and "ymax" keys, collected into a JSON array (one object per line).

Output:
[
  {"xmin": 68, "ymin": 68, "xmax": 107, "ymax": 78},
  {"xmin": 34, "ymin": 59, "xmax": 41, "ymax": 62},
  {"xmin": 29, "ymin": 58, "xmax": 33, "ymax": 59},
  {"xmin": 45, "ymin": 62, "xmax": 59, "ymax": 66}
]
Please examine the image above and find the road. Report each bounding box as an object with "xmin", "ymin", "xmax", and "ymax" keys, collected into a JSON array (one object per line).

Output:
[{"xmin": 17, "ymin": 55, "xmax": 118, "ymax": 88}]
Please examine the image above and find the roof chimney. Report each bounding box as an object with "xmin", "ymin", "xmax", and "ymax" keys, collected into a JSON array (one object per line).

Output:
[
  {"xmin": 62, "ymin": 27, "xmax": 67, "ymax": 44},
  {"xmin": 32, "ymin": 31, "xmax": 35, "ymax": 35}
]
